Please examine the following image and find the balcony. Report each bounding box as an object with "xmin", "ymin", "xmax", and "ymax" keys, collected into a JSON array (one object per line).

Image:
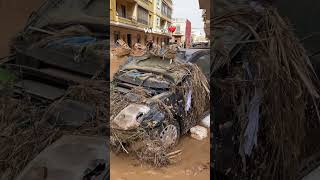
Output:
[
  {"xmin": 163, "ymin": 0, "xmax": 173, "ymax": 8},
  {"xmin": 118, "ymin": 16, "xmax": 138, "ymax": 26},
  {"xmin": 137, "ymin": 18, "xmax": 148, "ymax": 25},
  {"xmin": 135, "ymin": 0, "xmax": 153, "ymax": 11}
]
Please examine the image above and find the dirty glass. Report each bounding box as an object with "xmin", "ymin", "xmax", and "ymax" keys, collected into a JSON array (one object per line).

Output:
[{"xmin": 193, "ymin": 54, "xmax": 210, "ymax": 79}]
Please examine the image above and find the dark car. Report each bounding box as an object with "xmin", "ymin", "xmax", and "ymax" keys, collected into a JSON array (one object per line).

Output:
[
  {"xmin": 187, "ymin": 49, "xmax": 210, "ymax": 79},
  {"xmin": 110, "ymin": 55, "xmax": 209, "ymax": 151},
  {"xmin": 0, "ymin": 0, "xmax": 108, "ymax": 179},
  {"xmin": 177, "ymin": 48, "xmax": 210, "ymax": 79}
]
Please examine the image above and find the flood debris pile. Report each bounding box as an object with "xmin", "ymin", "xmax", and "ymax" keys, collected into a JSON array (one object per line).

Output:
[
  {"xmin": 212, "ymin": 7, "xmax": 320, "ymax": 180},
  {"xmin": 131, "ymin": 43, "xmax": 147, "ymax": 57},
  {"xmin": 0, "ymin": 78, "xmax": 108, "ymax": 179},
  {"xmin": 110, "ymin": 48, "xmax": 209, "ymax": 167},
  {"xmin": 169, "ymin": 63, "xmax": 209, "ymax": 130},
  {"xmin": 111, "ymin": 39, "xmax": 133, "ymax": 57},
  {"xmin": 111, "ymin": 39, "xmax": 179, "ymax": 59},
  {"xmin": 0, "ymin": 1, "xmax": 109, "ymax": 179}
]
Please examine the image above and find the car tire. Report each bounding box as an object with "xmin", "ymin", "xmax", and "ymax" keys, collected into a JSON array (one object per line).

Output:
[{"xmin": 159, "ymin": 120, "xmax": 181, "ymax": 149}]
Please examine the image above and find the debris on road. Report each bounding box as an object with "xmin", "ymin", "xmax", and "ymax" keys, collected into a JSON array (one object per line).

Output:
[
  {"xmin": 110, "ymin": 43, "xmax": 209, "ymax": 167},
  {"xmin": 0, "ymin": 78, "xmax": 108, "ymax": 179},
  {"xmin": 131, "ymin": 43, "xmax": 147, "ymax": 57},
  {"xmin": 190, "ymin": 126, "xmax": 208, "ymax": 141},
  {"xmin": 0, "ymin": 1, "xmax": 108, "ymax": 178},
  {"xmin": 111, "ymin": 39, "xmax": 132, "ymax": 57}
]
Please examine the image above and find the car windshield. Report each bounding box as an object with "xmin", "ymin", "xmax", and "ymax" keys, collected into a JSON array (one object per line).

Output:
[
  {"xmin": 191, "ymin": 53, "xmax": 210, "ymax": 79},
  {"xmin": 121, "ymin": 56, "xmax": 187, "ymax": 84}
]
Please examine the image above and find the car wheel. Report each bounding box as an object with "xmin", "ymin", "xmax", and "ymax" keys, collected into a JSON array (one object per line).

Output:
[{"xmin": 159, "ymin": 120, "xmax": 180, "ymax": 148}]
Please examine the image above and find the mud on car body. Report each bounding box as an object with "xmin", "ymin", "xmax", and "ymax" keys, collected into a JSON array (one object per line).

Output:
[{"xmin": 0, "ymin": 0, "xmax": 108, "ymax": 179}]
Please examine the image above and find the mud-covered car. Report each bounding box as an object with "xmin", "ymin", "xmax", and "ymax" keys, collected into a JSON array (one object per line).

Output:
[
  {"xmin": 110, "ymin": 54, "xmax": 209, "ymax": 153},
  {"xmin": 0, "ymin": 0, "xmax": 108, "ymax": 179},
  {"xmin": 176, "ymin": 48, "xmax": 210, "ymax": 79}
]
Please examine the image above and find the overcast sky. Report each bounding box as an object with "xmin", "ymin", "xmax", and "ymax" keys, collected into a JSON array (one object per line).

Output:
[{"xmin": 172, "ymin": 0, "xmax": 204, "ymax": 35}]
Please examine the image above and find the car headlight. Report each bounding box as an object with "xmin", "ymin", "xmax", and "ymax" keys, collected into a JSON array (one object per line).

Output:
[{"xmin": 111, "ymin": 104, "xmax": 150, "ymax": 130}]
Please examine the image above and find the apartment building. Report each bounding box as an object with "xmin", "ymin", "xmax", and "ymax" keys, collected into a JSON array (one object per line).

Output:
[
  {"xmin": 110, "ymin": 0, "xmax": 173, "ymax": 47},
  {"xmin": 172, "ymin": 18, "xmax": 192, "ymax": 48},
  {"xmin": 198, "ymin": 0, "xmax": 210, "ymax": 39}
]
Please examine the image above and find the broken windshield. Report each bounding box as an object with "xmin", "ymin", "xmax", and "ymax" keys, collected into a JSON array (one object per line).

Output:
[{"xmin": 120, "ymin": 56, "xmax": 187, "ymax": 85}]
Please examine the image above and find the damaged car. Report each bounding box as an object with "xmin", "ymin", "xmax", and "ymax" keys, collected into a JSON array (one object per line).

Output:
[
  {"xmin": 0, "ymin": 0, "xmax": 108, "ymax": 179},
  {"xmin": 110, "ymin": 53, "xmax": 209, "ymax": 160}
]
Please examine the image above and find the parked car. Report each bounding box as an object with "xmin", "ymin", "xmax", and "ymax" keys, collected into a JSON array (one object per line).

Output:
[
  {"xmin": 187, "ymin": 49, "xmax": 210, "ymax": 79},
  {"xmin": 0, "ymin": 0, "xmax": 108, "ymax": 179},
  {"xmin": 110, "ymin": 55, "xmax": 209, "ymax": 150},
  {"xmin": 177, "ymin": 48, "xmax": 210, "ymax": 79}
]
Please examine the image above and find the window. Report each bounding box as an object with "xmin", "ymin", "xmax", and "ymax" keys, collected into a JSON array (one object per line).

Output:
[
  {"xmin": 161, "ymin": 1, "xmax": 172, "ymax": 18},
  {"xmin": 117, "ymin": 5, "xmax": 126, "ymax": 18},
  {"xmin": 176, "ymin": 25, "xmax": 181, "ymax": 33},
  {"xmin": 168, "ymin": 8, "xmax": 172, "ymax": 18},
  {"xmin": 192, "ymin": 54, "xmax": 210, "ymax": 79},
  {"xmin": 114, "ymin": 31, "xmax": 120, "ymax": 43},
  {"xmin": 137, "ymin": 6, "xmax": 148, "ymax": 25},
  {"xmin": 157, "ymin": 17, "xmax": 160, "ymax": 27},
  {"xmin": 157, "ymin": 0, "xmax": 161, "ymax": 9}
]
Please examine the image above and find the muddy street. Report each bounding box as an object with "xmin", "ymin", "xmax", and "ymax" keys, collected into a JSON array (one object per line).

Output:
[{"xmin": 111, "ymin": 134, "xmax": 210, "ymax": 180}]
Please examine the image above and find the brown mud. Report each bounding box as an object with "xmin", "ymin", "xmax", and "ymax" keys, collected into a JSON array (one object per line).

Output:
[
  {"xmin": 110, "ymin": 55, "xmax": 127, "ymax": 80},
  {"xmin": 110, "ymin": 133, "xmax": 210, "ymax": 180}
]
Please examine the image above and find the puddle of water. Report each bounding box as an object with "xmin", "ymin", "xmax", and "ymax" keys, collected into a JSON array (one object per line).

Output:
[{"xmin": 110, "ymin": 132, "xmax": 210, "ymax": 180}]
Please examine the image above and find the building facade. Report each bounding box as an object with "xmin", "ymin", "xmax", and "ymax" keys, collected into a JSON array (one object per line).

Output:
[
  {"xmin": 172, "ymin": 18, "xmax": 192, "ymax": 48},
  {"xmin": 110, "ymin": 0, "xmax": 173, "ymax": 47},
  {"xmin": 198, "ymin": 0, "xmax": 210, "ymax": 39}
]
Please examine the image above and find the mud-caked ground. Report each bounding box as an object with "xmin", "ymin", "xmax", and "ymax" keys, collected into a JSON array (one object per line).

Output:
[{"xmin": 110, "ymin": 133, "xmax": 210, "ymax": 180}]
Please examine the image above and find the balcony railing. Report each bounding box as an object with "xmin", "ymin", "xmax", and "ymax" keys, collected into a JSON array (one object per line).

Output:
[
  {"xmin": 137, "ymin": 18, "xmax": 148, "ymax": 25},
  {"xmin": 118, "ymin": 16, "xmax": 138, "ymax": 25}
]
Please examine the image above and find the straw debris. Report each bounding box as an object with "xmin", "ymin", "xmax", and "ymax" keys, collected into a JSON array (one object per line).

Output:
[{"xmin": 212, "ymin": 7, "xmax": 320, "ymax": 180}]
